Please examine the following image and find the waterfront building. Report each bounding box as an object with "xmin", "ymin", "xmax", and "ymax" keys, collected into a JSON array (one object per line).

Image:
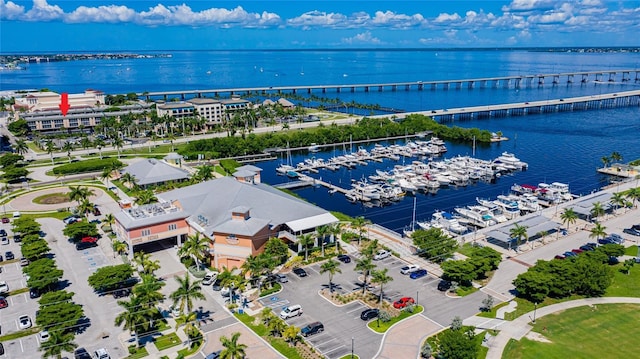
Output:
[
  {"xmin": 113, "ymin": 166, "xmax": 337, "ymax": 270},
  {"xmin": 13, "ymin": 89, "xmax": 105, "ymax": 112},
  {"xmin": 120, "ymin": 154, "xmax": 191, "ymax": 189},
  {"xmin": 156, "ymin": 96, "xmax": 250, "ymax": 129}
]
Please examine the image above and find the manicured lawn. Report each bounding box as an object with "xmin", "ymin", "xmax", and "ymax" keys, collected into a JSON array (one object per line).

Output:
[
  {"xmin": 477, "ymin": 301, "xmax": 509, "ymax": 319},
  {"xmin": 0, "ymin": 327, "xmax": 40, "ymax": 341},
  {"xmin": 125, "ymin": 346, "xmax": 149, "ymax": 359},
  {"xmin": 367, "ymin": 305, "xmax": 423, "ymax": 333},
  {"xmin": 235, "ymin": 313, "xmax": 309, "ymax": 359},
  {"xmin": 32, "ymin": 192, "xmax": 70, "ymax": 204},
  {"xmin": 21, "ymin": 211, "xmax": 74, "ymax": 220},
  {"xmin": 501, "ymin": 304, "xmax": 640, "ymax": 359},
  {"xmin": 176, "ymin": 340, "xmax": 202, "ymax": 358},
  {"xmin": 259, "ymin": 283, "xmax": 281, "ymax": 297},
  {"xmin": 154, "ymin": 332, "xmax": 182, "ymax": 351},
  {"xmin": 456, "ymin": 285, "xmax": 478, "ymax": 297},
  {"xmin": 605, "ymin": 264, "xmax": 640, "ymax": 297},
  {"xmin": 339, "ymin": 355, "xmax": 359, "ymax": 359},
  {"xmin": 624, "ymin": 245, "xmax": 639, "ymax": 256}
]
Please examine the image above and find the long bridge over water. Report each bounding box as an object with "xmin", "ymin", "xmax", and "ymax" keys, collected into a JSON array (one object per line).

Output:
[{"xmin": 139, "ymin": 69, "xmax": 640, "ymax": 100}]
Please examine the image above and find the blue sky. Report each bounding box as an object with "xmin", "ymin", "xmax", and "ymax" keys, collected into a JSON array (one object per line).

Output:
[{"xmin": 1, "ymin": 0, "xmax": 640, "ymax": 52}]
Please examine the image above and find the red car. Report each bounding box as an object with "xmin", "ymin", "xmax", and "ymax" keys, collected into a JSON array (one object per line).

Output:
[
  {"xmin": 81, "ymin": 237, "xmax": 98, "ymax": 243},
  {"xmin": 1, "ymin": 217, "xmax": 9, "ymax": 224},
  {"xmin": 0, "ymin": 296, "xmax": 8, "ymax": 309},
  {"xmin": 393, "ymin": 297, "xmax": 415, "ymax": 309}
]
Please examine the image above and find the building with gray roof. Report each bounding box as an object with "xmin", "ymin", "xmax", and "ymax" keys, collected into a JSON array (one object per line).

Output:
[{"xmin": 121, "ymin": 158, "xmax": 191, "ymax": 188}]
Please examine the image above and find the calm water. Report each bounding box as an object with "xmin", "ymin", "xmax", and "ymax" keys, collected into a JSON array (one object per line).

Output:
[{"xmin": 2, "ymin": 49, "xmax": 640, "ymax": 233}]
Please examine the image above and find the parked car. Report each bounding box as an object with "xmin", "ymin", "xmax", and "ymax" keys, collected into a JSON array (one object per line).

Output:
[
  {"xmin": 19, "ymin": 315, "xmax": 32, "ymax": 329},
  {"xmin": 273, "ymin": 273, "xmax": 288, "ymax": 283},
  {"xmin": 212, "ymin": 278, "xmax": 223, "ymax": 291},
  {"xmin": 571, "ymin": 249, "xmax": 584, "ymax": 254},
  {"xmin": 81, "ymin": 236, "xmax": 98, "ymax": 243},
  {"xmin": 337, "ymin": 254, "xmax": 351, "ymax": 263},
  {"xmin": 598, "ymin": 238, "xmax": 615, "ymax": 245},
  {"xmin": 20, "ymin": 257, "xmax": 29, "ymax": 266},
  {"xmin": 0, "ymin": 343, "xmax": 4, "ymax": 356},
  {"xmin": 360, "ymin": 308, "xmax": 379, "ymax": 321},
  {"xmin": 5, "ymin": 251, "xmax": 15, "ymax": 261},
  {"xmin": 563, "ymin": 251, "xmax": 577, "ymax": 258},
  {"xmin": 293, "ymin": 267, "xmax": 308, "ymax": 277},
  {"xmin": 301, "ymin": 321, "xmax": 324, "ymax": 337},
  {"xmin": 410, "ymin": 269, "xmax": 428, "ymax": 279},
  {"xmin": 579, "ymin": 244, "xmax": 595, "ymax": 251},
  {"xmin": 74, "ymin": 348, "xmax": 91, "ymax": 359},
  {"xmin": 373, "ymin": 250, "xmax": 391, "ymax": 260},
  {"xmin": 437, "ymin": 280, "xmax": 452, "ymax": 291},
  {"xmin": 113, "ymin": 288, "xmax": 131, "ymax": 299},
  {"xmin": 608, "ymin": 256, "xmax": 620, "ymax": 265},
  {"xmin": 94, "ymin": 348, "xmax": 110, "ymax": 359},
  {"xmin": 39, "ymin": 330, "xmax": 50, "ymax": 342},
  {"xmin": 0, "ymin": 281, "xmax": 8, "ymax": 294},
  {"xmin": 0, "ymin": 296, "xmax": 8, "ymax": 309},
  {"xmin": 76, "ymin": 241, "xmax": 98, "ymax": 250},
  {"xmin": 608, "ymin": 233, "xmax": 625, "ymax": 244},
  {"xmin": 29, "ymin": 288, "xmax": 40, "ymax": 299},
  {"xmin": 0, "ymin": 254, "xmax": 3, "ymax": 262},
  {"xmin": 554, "ymin": 254, "xmax": 566, "ymax": 260},
  {"xmin": 393, "ymin": 297, "xmax": 415, "ymax": 309},
  {"xmin": 63, "ymin": 216, "xmax": 81, "ymax": 225},
  {"xmin": 623, "ymin": 227, "xmax": 640, "ymax": 236},
  {"xmin": 1, "ymin": 217, "xmax": 9, "ymax": 224},
  {"xmin": 205, "ymin": 351, "xmax": 222, "ymax": 359},
  {"xmin": 202, "ymin": 272, "xmax": 218, "ymax": 286},
  {"xmin": 0, "ymin": 237, "xmax": 8, "ymax": 245},
  {"xmin": 280, "ymin": 304, "xmax": 303, "ymax": 319},
  {"xmin": 400, "ymin": 264, "xmax": 420, "ymax": 275},
  {"xmin": 13, "ymin": 234, "xmax": 21, "ymax": 243},
  {"xmin": 0, "ymin": 229, "xmax": 7, "ymax": 237}
]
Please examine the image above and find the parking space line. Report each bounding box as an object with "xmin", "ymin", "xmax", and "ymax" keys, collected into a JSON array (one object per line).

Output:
[
  {"xmin": 323, "ymin": 345, "xmax": 348, "ymax": 356},
  {"xmin": 314, "ymin": 337, "xmax": 338, "ymax": 347},
  {"xmin": 307, "ymin": 266, "xmax": 320, "ymax": 275},
  {"xmin": 346, "ymin": 305, "xmax": 365, "ymax": 314}
]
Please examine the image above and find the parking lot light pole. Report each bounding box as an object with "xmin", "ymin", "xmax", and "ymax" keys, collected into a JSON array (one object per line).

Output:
[
  {"xmin": 351, "ymin": 337, "xmax": 354, "ymax": 358},
  {"xmin": 533, "ymin": 302, "xmax": 538, "ymax": 323}
]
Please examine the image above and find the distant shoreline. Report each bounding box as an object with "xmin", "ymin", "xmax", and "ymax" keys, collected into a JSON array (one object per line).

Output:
[{"xmin": 0, "ymin": 53, "xmax": 172, "ymax": 65}]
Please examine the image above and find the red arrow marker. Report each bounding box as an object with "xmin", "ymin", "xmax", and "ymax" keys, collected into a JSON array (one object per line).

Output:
[{"xmin": 59, "ymin": 93, "xmax": 70, "ymax": 116}]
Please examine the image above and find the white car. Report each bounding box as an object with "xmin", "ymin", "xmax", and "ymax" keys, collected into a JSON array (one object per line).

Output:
[
  {"xmin": 0, "ymin": 281, "xmax": 8, "ymax": 294},
  {"xmin": 373, "ymin": 250, "xmax": 391, "ymax": 261},
  {"xmin": 94, "ymin": 348, "xmax": 111, "ymax": 359},
  {"xmin": 400, "ymin": 264, "xmax": 420, "ymax": 275},
  {"xmin": 19, "ymin": 315, "xmax": 32, "ymax": 329},
  {"xmin": 0, "ymin": 237, "xmax": 8, "ymax": 245},
  {"xmin": 39, "ymin": 330, "xmax": 50, "ymax": 342},
  {"xmin": 202, "ymin": 272, "xmax": 218, "ymax": 286}
]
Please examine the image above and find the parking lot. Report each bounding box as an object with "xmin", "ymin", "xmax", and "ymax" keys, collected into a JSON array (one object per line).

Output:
[{"xmin": 268, "ymin": 253, "xmax": 486, "ymax": 359}]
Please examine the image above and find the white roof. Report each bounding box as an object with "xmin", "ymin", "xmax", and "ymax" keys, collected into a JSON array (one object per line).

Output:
[{"xmin": 286, "ymin": 212, "xmax": 338, "ymax": 232}]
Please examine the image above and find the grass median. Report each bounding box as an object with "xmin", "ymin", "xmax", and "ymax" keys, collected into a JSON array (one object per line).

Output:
[{"xmin": 367, "ymin": 305, "xmax": 423, "ymax": 333}]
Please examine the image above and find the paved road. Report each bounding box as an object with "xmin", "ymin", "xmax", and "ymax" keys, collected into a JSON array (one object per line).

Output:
[{"xmin": 485, "ymin": 297, "xmax": 640, "ymax": 359}]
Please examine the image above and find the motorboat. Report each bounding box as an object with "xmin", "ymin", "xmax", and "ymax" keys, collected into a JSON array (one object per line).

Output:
[
  {"xmin": 454, "ymin": 206, "xmax": 497, "ymax": 228},
  {"xmin": 494, "ymin": 195, "xmax": 521, "ymax": 220}
]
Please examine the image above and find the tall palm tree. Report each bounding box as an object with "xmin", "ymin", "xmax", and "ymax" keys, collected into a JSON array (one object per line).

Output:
[
  {"xmin": 93, "ymin": 137, "xmax": 105, "ymax": 159},
  {"xmin": 40, "ymin": 330, "xmax": 78, "ymax": 358},
  {"xmin": 219, "ymin": 332, "xmax": 247, "ymax": 359},
  {"xmin": 13, "ymin": 139, "xmax": 29, "ymax": 156},
  {"xmin": 62, "ymin": 141, "xmax": 74, "ymax": 163},
  {"xmin": 133, "ymin": 251, "xmax": 159, "ymax": 275},
  {"xmin": 509, "ymin": 224, "xmax": 529, "ymax": 251},
  {"xmin": 135, "ymin": 189, "xmax": 157, "ymax": 205},
  {"xmin": 45, "ymin": 140, "xmax": 56, "ymax": 165},
  {"xmin": 560, "ymin": 207, "xmax": 579, "ymax": 232},
  {"xmin": 68, "ymin": 185, "xmax": 94, "ymax": 205},
  {"xmin": 78, "ymin": 199, "xmax": 95, "ymax": 218},
  {"xmin": 282, "ymin": 325, "xmax": 301, "ymax": 347},
  {"xmin": 112, "ymin": 136, "xmax": 124, "ymax": 158},
  {"xmin": 104, "ymin": 213, "xmax": 116, "ymax": 232},
  {"xmin": 170, "ymin": 274, "xmax": 205, "ymax": 314},
  {"xmin": 178, "ymin": 233, "xmax": 210, "ymax": 269},
  {"xmin": 601, "ymin": 156, "xmax": 610, "ymax": 168},
  {"xmin": 355, "ymin": 257, "xmax": 376, "ymax": 294},
  {"xmin": 328, "ymin": 223, "xmax": 342, "ymax": 252},
  {"xmin": 133, "ymin": 274, "xmax": 166, "ymax": 309},
  {"xmin": 316, "ymin": 225, "xmax": 330, "ymax": 257},
  {"xmin": 624, "ymin": 187, "xmax": 640, "ymax": 209},
  {"xmin": 590, "ymin": 201, "xmax": 606, "ymax": 221},
  {"xmin": 80, "ymin": 137, "xmax": 92, "ymax": 151},
  {"xmin": 100, "ymin": 167, "xmax": 113, "ymax": 188},
  {"xmin": 320, "ymin": 259, "xmax": 342, "ymax": 293},
  {"xmin": 610, "ymin": 151, "xmax": 623, "ymax": 163},
  {"xmin": 175, "ymin": 311, "xmax": 200, "ymax": 346},
  {"xmin": 298, "ymin": 234, "xmax": 314, "ymax": 261},
  {"xmin": 589, "ymin": 222, "xmax": 607, "ymax": 241},
  {"xmin": 371, "ymin": 268, "xmax": 393, "ymax": 303},
  {"xmin": 121, "ymin": 172, "xmax": 138, "ymax": 190},
  {"xmin": 112, "ymin": 240, "xmax": 128, "ymax": 258},
  {"xmin": 195, "ymin": 164, "xmax": 214, "ymax": 182},
  {"xmin": 352, "ymin": 216, "xmax": 368, "ymax": 245},
  {"xmin": 241, "ymin": 255, "xmax": 269, "ymax": 290},
  {"xmin": 115, "ymin": 298, "xmax": 149, "ymax": 340},
  {"xmin": 610, "ymin": 192, "xmax": 626, "ymax": 214}
]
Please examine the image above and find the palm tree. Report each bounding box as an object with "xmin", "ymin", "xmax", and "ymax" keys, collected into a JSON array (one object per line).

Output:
[
  {"xmin": 560, "ymin": 207, "xmax": 579, "ymax": 232},
  {"xmin": 62, "ymin": 141, "xmax": 74, "ymax": 163},
  {"xmin": 133, "ymin": 274, "xmax": 166, "ymax": 309},
  {"xmin": 135, "ymin": 189, "xmax": 157, "ymax": 205},
  {"xmin": 355, "ymin": 257, "xmax": 376, "ymax": 294},
  {"xmin": 78, "ymin": 199, "xmax": 95, "ymax": 218},
  {"xmin": 100, "ymin": 167, "xmax": 113, "ymax": 188},
  {"xmin": 133, "ymin": 251, "xmax": 160, "ymax": 275},
  {"xmin": 610, "ymin": 192, "xmax": 626, "ymax": 214},
  {"xmin": 352, "ymin": 216, "xmax": 368, "ymax": 245},
  {"xmin": 589, "ymin": 222, "xmax": 607, "ymax": 241},
  {"xmin": 13, "ymin": 139, "xmax": 29, "ymax": 156},
  {"xmin": 329, "ymin": 223, "xmax": 342, "ymax": 252},
  {"xmin": 112, "ymin": 240, "xmax": 128, "ymax": 258},
  {"xmin": 40, "ymin": 330, "xmax": 78, "ymax": 358},
  {"xmin": 267, "ymin": 317, "xmax": 286, "ymax": 337},
  {"xmin": 67, "ymin": 185, "xmax": 94, "ymax": 205},
  {"xmin": 241, "ymin": 255, "xmax": 269, "ymax": 290},
  {"xmin": 104, "ymin": 213, "xmax": 116, "ymax": 232},
  {"xmin": 536, "ymin": 230, "xmax": 548, "ymax": 246},
  {"xmin": 316, "ymin": 225, "xmax": 330, "ymax": 257},
  {"xmin": 195, "ymin": 165, "xmax": 214, "ymax": 182},
  {"xmin": 175, "ymin": 310, "xmax": 199, "ymax": 340},
  {"xmin": 590, "ymin": 201, "xmax": 605, "ymax": 221},
  {"xmin": 298, "ymin": 233, "xmax": 314, "ymax": 261},
  {"xmin": 220, "ymin": 332, "xmax": 248, "ymax": 359},
  {"xmin": 320, "ymin": 259, "xmax": 342, "ymax": 293},
  {"xmin": 80, "ymin": 137, "xmax": 92, "ymax": 151},
  {"xmin": 259, "ymin": 307, "xmax": 276, "ymax": 326},
  {"xmin": 112, "ymin": 136, "xmax": 124, "ymax": 158},
  {"xmin": 371, "ymin": 268, "xmax": 393, "ymax": 303},
  {"xmin": 178, "ymin": 233, "xmax": 210, "ymax": 269},
  {"xmin": 115, "ymin": 298, "xmax": 149, "ymax": 340},
  {"xmin": 121, "ymin": 172, "xmax": 137, "ymax": 189},
  {"xmin": 601, "ymin": 156, "xmax": 611, "ymax": 168},
  {"xmin": 170, "ymin": 274, "xmax": 205, "ymax": 314},
  {"xmin": 45, "ymin": 140, "xmax": 56, "ymax": 165},
  {"xmin": 624, "ymin": 187, "xmax": 640, "ymax": 208},
  {"xmin": 93, "ymin": 137, "xmax": 105, "ymax": 159},
  {"xmin": 610, "ymin": 151, "xmax": 623, "ymax": 163},
  {"xmin": 509, "ymin": 224, "xmax": 529, "ymax": 251}
]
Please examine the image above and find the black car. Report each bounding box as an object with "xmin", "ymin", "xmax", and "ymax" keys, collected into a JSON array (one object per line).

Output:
[
  {"xmin": 301, "ymin": 321, "xmax": 324, "ymax": 337},
  {"xmin": 632, "ymin": 224, "xmax": 640, "ymax": 231},
  {"xmin": 74, "ymin": 348, "xmax": 91, "ymax": 359},
  {"xmin": 205, "ymin": 350, "xmax": 222, "ymax": 359},
  {"xmin": 13, "ymin": 234, "xmax": 21, "ymax": 243},
  {"xmin": 0, "ymin": 342, "xmax": 4, "ymax": 356},
  {"xmin": 337, "ymin": 254, "xmax": 351, "ymax": 263},
  {"xmin": 0, "ymin": 229, "xmax": 7, "ymax": 237},
  {"xmin": 579, "ymin": 244, "xmax": 595, "ymax": 251},
  {"xmin": 623, "ymin": 228, "xmax": 640, "ymax": 236},
  {"xmin": 437, "ymin": 280, "xmax": 452, "ymax": 291},
  {"xmin": 212, "ymin": 278, "xmax": 223, "ymax": 291},
  {"xmin": 75, "ymin": 241, "xmax": 98, "ymax": 250},
  {"xmin": 29, "ymin": 288, "xmax": 40, "ymax": 299},
  {"xmin": 113, "ymin": 288, "xmax": 131, "ymax": 298},
  {"xmin": 293, "ymin": 267, "xmax": 308, "ymax": 277},
  {"xmin": 598, "ymin": 238, "xmax": 615, "ymax": 245},
  {"xmin": 5, "ymin": 251, "xmax": 14, "ymax": 260},
  {"xmin": 360, "ymin": 308, "xmax": 379, "ymax": 321}
]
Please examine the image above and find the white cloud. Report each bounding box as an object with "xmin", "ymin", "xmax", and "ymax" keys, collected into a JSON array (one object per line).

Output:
[
  {"xmin": 502, "ymin": 0, "xmax": 556, "ymax": 12},
  {"xmin": 287, "ymin": 11, "xmax": 347, "ymax": 29},
  {"xmin": 434, "ymin": 12, "xmax": 461, "ymax": 23},
  {"xmin": 24, "ymin": 0, "xmax": 63, "ymax": 21},
  {"xmin": 342, "ymin": 31, "xmax": 382, "ymax": 45},
  {"xmin": 370, "ymin": 10, "xmax": 425, "ymax": 28},
  {"xmin": 66, "ymin": 5, "xmax": 136, "ymax": 23},
  {"xmin": 0, "ymin": 0, "xmax": 25, "ymax": 20}
]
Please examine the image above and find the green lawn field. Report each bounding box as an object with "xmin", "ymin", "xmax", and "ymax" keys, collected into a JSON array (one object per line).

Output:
[{"xmin": 502, "ymin": 304, "xmax": 640, "ymax": 359}]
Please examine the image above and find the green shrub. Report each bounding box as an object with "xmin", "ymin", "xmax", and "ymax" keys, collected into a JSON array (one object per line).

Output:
[{"xmin": 52, "ymin": 158, "xmax": 122, "ymax": 175}]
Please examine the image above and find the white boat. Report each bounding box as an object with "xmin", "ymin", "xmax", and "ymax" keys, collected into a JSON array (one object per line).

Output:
[
  {"xmin": 432, "ymin": 211, "xmax": 468, "ymax": 235},
  {"xmin": 276, "ymin": 164, "xmax": 295, "ymax": 175},
  {"xmin": 308, "ymin": 143, "xmax": 321, "ymax": 153},
  {"xmin": 517, "ymin": 193, "xmax": 541, "ymax": 212},
  {"xmin": 494, "ymin": 195, "xmax": 521, "ymax": 220},
  {"xmin": 493, "ymin": 152, "xmax": 528, "ymax": 170},
  {"xmin": 454, "ymin": 206, "xmax": 497, "ymax": 228},
  {"xmin": 476, "ymin": 198, "xmax": 508, "ymax": 223}
]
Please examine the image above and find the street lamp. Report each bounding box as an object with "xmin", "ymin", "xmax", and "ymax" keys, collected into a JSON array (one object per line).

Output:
[
  {"xmin": 533, "ymin": 302, "xmax": 538, "ymax": 323},
  {"xmin": 351, "ymin": 337, "xmax": 354, "ymax": 359}
]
